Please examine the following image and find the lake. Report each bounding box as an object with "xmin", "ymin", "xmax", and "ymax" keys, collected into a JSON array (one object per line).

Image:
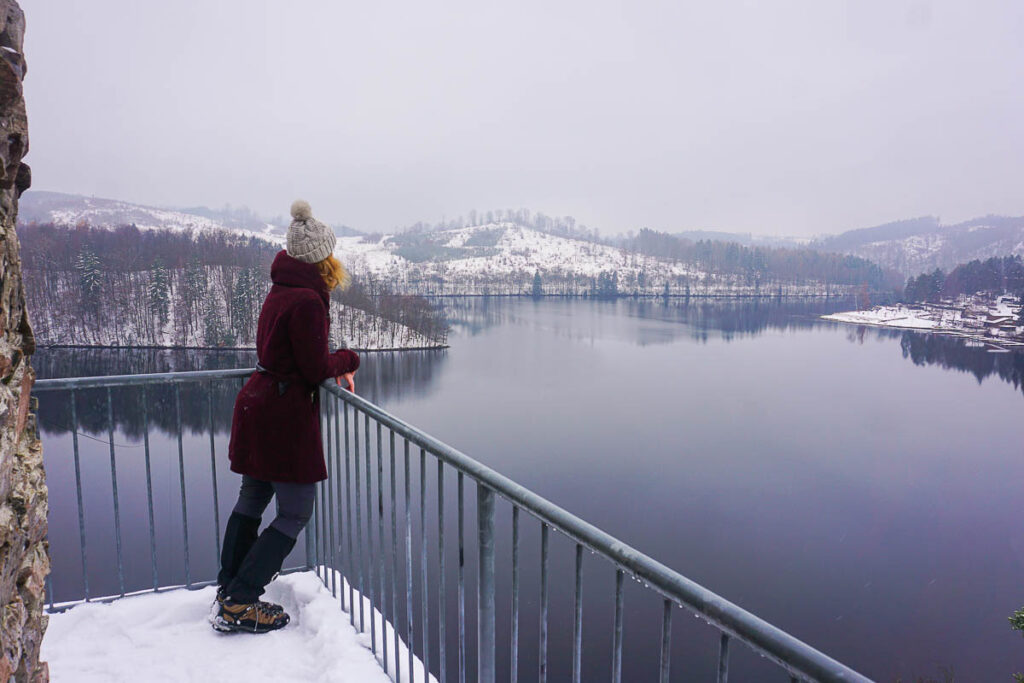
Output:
[{"xmin": 35, "ymin": 297, "xmax": 1024, "ymax": 681}]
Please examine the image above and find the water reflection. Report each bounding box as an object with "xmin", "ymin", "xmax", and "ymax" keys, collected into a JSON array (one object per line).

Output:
[
  {"xmin": 34, "ymin": 300, "xmax": 1024, "ymax": 440},
  {"xmin": 621, "ymin": 297, "xmax": 852, "ymax": 343},
  {"xmin": 34, "ymin": 347, "xmax": 258, "ymax": 378},
  {"xmin": 442, "ymin": 297, "xmax": 1024, "ymax": 397},
  {"xmin": 441, "ymin": 295, "xmax": 861, "ymax": 346},
  {"xmin": 829, "ymin": 322, "xmax": 1024, "ymax": 397},
  {"xmin": 34, "ymin": 347, "xmax": 448, "ymax": 437},
  {"xmin": 437, "ymin": 296, "xmax": 511, "ymax": 337},
  {"xmin": 899, "ymin": 330, "xmax": 1024, "ymax": 395}
]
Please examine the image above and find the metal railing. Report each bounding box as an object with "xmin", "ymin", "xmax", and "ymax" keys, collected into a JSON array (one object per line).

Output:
[
  {"xmin": 35, "ymin": 368, "xmax": 873, "ymax": 682},
  {"xmin": 33, "ymin": 368, "xmax": 312, "ymax": 607}
]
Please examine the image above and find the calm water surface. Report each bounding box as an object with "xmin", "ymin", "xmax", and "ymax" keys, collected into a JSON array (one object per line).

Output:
[{"xmin": 36, "ymin": 298, "xmax": 1024, "ymax": 681}]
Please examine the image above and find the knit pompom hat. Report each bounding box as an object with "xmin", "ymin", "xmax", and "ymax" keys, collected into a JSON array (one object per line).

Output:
[{"xmin": 286, "ymin": 199, "xmax": 337, "ymax": 264}]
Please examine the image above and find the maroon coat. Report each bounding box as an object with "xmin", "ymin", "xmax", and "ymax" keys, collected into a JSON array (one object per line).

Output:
[{"xmin": 228, "ymin": 251, "xmax": 360, "ymax": 483}]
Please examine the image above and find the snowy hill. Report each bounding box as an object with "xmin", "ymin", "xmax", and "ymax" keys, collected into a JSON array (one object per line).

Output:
[
  {"xmin": 336, "ymin": 223, "xmax": 844, "ymax": 297},
  {"xmin": 19, "ymin": 191, "xmax": 867, "ymax": 297},
  {"xmin": 342, "ymin": 223, "xmax": 685, "ymax": 277},
  {"xmin": 815, "ymin": 215, "xmax": 1024, "ymax": 277},
  {"xmin": 18, "ymin": 190, "xmax": 285, "ymax": 239},
  {"xmin": 341, "ymin": 222, "xmax": 697, "ymax": 295}
]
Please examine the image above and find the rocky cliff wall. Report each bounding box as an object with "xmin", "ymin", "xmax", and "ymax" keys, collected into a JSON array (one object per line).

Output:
[{"xmin": 0, "ymin": 1, "xmax": 49, "ymax": 681}]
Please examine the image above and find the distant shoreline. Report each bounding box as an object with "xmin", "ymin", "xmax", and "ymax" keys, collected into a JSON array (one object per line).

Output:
[
  {"xmin": 822, "ymin": 309, "xmax": 1024, "ymax": 349},
  {"xmin": 824, "ymin": 320, "xmax": 1024, "ymax": 349},
  {"xmin": 420, "ymin": 292, "xmax": 855, "ymax": 299}
]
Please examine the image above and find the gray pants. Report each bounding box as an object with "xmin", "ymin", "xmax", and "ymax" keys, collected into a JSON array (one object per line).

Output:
[{"xmin": 231, "ymin": 474, "xmax": 316, "ymax": 540}]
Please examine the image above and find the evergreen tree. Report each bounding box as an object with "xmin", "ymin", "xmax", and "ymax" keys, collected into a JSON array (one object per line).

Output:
[
  {"xmin": 203, "ymin": 298, "xmax": 235, "ymax": 347},
  {"xmin": 178, "ymin": 257, "xmax": 208, "ymax": 340},
  {"xmin": 595, "ymin": 271, "xmax": 618, "ymax": 299},
  {"xmin": 532, "ymin": 271, "xmax": 543, "ymax": 299},
  {"xmin": 230, "ymin": 267, "xmax": 260, "ymax": 343},
  {"xmin": 905, "ymin": 268, "xmax": 945, "ymax": 302},
  {"xmin": 75, "ymin": 248, "xmax": 102, "ymax": 313},
  {"xmin": 147, "ymin": 258, "xmax": 171, "ymax": 326},
  {"xmin": 183, "ymin": 257, "xmax": 208, "ymax": 303}
]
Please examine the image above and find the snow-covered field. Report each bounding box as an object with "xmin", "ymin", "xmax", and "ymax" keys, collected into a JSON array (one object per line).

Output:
[
  {"xmin": 42, "ymin": 571, "xmax": 428, "ymax": 683},
  {"xmin": 823, "ymin": 297, "xmax": 1024, "ymax": 346},
  {"xmin": 822, "ymin": 306, "xmax": 940, "ymax": 330}
]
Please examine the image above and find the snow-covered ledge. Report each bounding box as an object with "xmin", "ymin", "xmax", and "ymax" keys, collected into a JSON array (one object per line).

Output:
[{"xmin": 43, "ymin": 573, "xmax": 395, "ymax": 683}]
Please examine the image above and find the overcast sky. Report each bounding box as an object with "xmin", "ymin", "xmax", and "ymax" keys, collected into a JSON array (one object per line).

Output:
[{"xmin": 18, "ymin": 1, "xmax": 1024, "ymax": 236}]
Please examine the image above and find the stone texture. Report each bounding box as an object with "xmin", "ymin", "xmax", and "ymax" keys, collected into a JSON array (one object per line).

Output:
[
  {"xmin": 0, "ymin": 1, "xmax": 48, "ymax": 681},
  {"xmin": 0, "ymin": 654, "xmax": 13, "ymax": 681}
]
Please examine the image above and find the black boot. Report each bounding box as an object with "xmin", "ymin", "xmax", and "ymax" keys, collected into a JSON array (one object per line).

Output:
[
  {"xmin": 224, "ymin": 525, "xmax": 297, "ymax": 604},
  {"xmin": 217, "ymin": 512, "xmax": 260, "ymax": 589}
]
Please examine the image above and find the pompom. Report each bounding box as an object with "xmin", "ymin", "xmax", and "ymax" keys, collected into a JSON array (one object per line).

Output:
[{"xmin": 290, "ymin": 199, "xmax": 312, "ymax": 220}]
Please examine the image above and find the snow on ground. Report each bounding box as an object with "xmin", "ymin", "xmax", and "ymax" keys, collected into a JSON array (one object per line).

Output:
[
  {"xmin": 22, "ymin": 191, "xmax": 285, "ymax": 244},
  {"xmin": 334, "ymin": 223, "xmax": 855, "ymax": 297},
  {"xmin": 823, "ymin": 300, "xmax": 1024, "ymax": 346},
  {"xmin": 822, "ymin": 306, "xmax": 939, "ymax": 330},
  {"xmin": 338, "ymin": 223, "xmax": 696, "ymax": 282},
  {"xmin": 43, "ymin": 572, "xmax": 397, "ymax": 683},
  {"xmin": 336, "ymin": 234, "xmax": 408, "ymax": 273}
]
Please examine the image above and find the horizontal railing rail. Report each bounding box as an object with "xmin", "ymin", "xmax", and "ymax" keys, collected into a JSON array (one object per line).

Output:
[
  {"xmin": 36, "ymin": 368, "xmax": 873, "ymax": 682},
  {"xmin": 33, "ymin": 368, "xmax": 255, "ymax": 392}
]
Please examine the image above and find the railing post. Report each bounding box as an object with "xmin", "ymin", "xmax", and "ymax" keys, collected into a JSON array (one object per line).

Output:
[
  {"xmin": 718, "ymin": 633, "xmax": 731, "ymax": 683},
  {"xmin": 174, "ymin": 384, "xmax": 191, "ymax": 588},
  {"xmin": 306, "ymin": 495, "xmax": 316, "ymax": 570},
  {"xmin": 476, "ymin": 485, "xmax": 496, "ymax": 683},
  {"xmin": 68, "ymin": 389, "xmax": 90, "ymax": 601}
]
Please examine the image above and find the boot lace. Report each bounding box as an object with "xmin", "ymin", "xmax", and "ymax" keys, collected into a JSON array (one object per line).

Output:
[{"xmin": 244, "ymin": 602, "xmax": 281, "ymax": 631}]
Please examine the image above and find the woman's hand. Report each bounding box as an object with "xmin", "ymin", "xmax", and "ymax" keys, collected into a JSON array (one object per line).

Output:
[{"xmin": 336, "ymin": 371, "xmax": 356, "ymax": 392}]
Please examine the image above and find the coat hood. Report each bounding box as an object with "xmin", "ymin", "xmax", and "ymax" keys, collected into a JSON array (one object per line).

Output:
[{"xmin": 270, "ymin": 250, "xmax": 328, "ymax": 299}]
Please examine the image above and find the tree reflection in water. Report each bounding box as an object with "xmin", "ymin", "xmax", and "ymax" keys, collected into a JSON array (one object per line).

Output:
[
  {"xmin": 33, "ymin": 299, "xmax": 1024, "ymax": 440},
  {"xmin": 33, "ymin": 347, "xmax": 447, "ymax": 438},
  {"xmin": 899, "ymin": 330, "xmax": 1024, "ymax": 396}
]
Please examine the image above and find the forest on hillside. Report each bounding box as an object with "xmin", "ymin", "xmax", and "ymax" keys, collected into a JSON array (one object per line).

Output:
[
  {"xmin": 903, "ymin": 255, "xmax": 1024, "ymax": 303},
  {"xmin": 19, "ymin": 224, "xmax": 449, "ymax": 349},
  {"xmin": 623, "ymin": 228, "xmax": 901, "ymax": 291},
  {"xmin": 393, "ymin": 207, "xmax": 602, "ymax": 244}
]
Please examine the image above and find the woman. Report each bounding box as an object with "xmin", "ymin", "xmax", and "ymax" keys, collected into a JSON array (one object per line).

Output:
[{"xmin": 212, "ymin": 200, "xmax": 360, "ymax": 633}]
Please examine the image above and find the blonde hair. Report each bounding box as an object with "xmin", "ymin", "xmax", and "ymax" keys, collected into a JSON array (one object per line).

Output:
[{"xmin": 316, "ymin": 254, "xmax": 351, "ymax": 292}]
